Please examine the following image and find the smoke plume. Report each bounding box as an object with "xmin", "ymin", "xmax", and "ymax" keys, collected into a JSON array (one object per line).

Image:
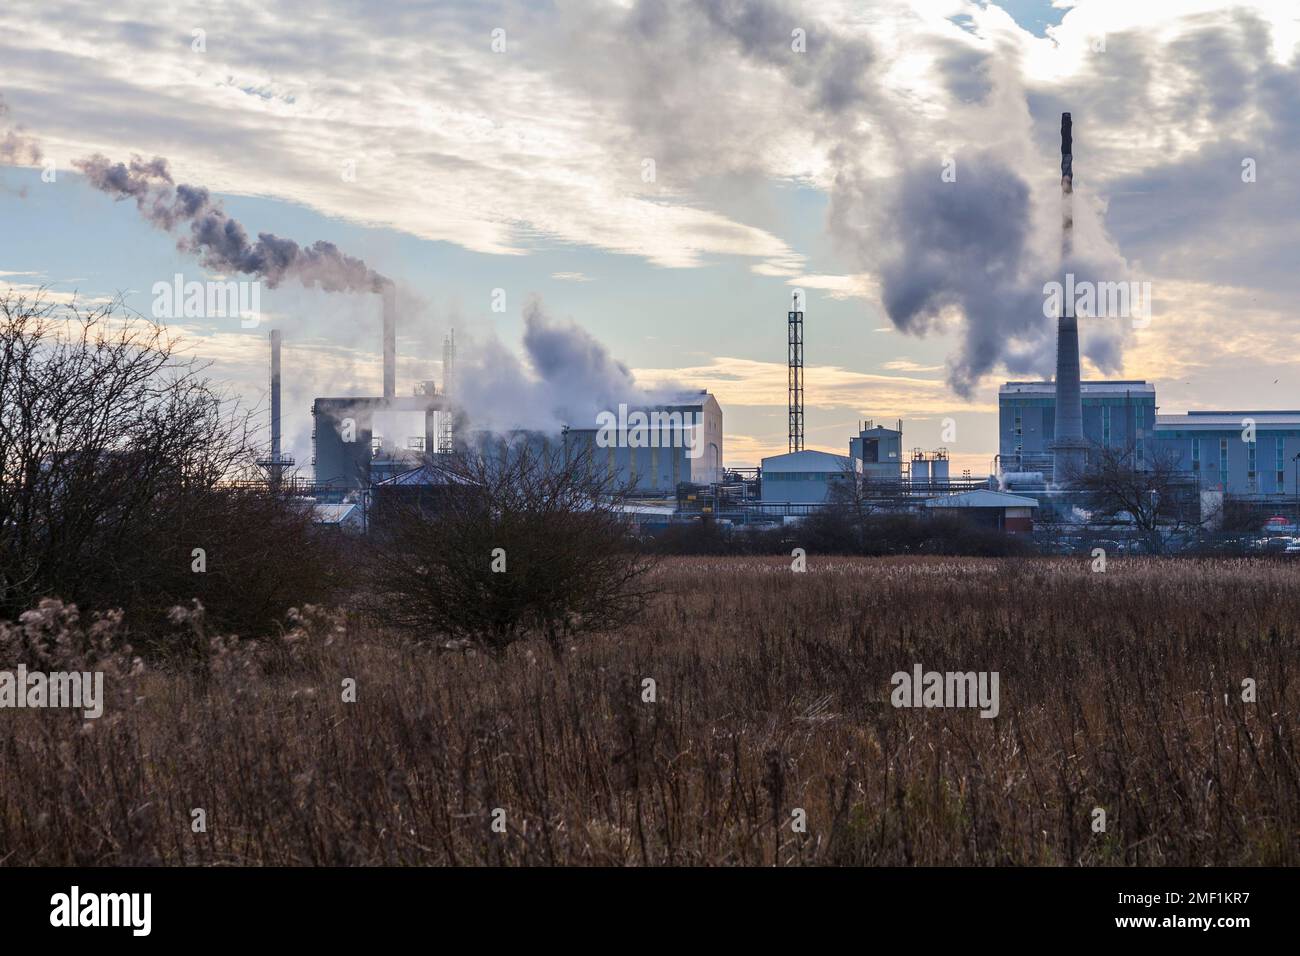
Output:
[
  {"xmin": 73, "ymin": 153, "xmax": 388, "ymax": 293},
  {"xmin": 0, "ymin": 94, "xmax": 42, "ymax": 166},
  {"xmin": 601, "ymin": 2, "xmax": 1133, "ymax": 394},
  {"xmin": 455, "ymin": 297, "xmax": 680, "ymax": 435}
]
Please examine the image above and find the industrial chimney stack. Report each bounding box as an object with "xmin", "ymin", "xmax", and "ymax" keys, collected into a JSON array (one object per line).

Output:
[
  {"xmin": 1051, "ymin": 112, "xmax": 1086, "ymax": 484},
  {"xmin": 257, "ymin": 330, "xmax": 295, "ymax": 488},
  {"xmin": 381, "ymin": 283, "xmax": 396, "ymax": 400},
  {"xmin": 438, "ymin": 329, "xmax": 456, "ymax": 455},
  {"xmin": 270, "ymin": 329, "xmax": 282, "ymax": 464}
]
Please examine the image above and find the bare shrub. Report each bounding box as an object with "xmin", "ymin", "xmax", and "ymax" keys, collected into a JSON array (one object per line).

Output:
[
  {"xmin": 362, "ymin": 439, "xmax": 654, "ymax": 654},
  {"xmin": 0, "ymin": 292, "xmax": 340, "ymax": 643}
]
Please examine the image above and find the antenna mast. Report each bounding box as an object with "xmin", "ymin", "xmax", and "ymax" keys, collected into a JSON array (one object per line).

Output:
[{"xmin": 788, "ymin": 292, "xmax": 804, "ymax": 453}]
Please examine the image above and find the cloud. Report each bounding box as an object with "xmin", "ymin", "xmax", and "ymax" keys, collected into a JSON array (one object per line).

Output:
[
  {"xmin": 0, "ymin": 92, "xmax": 42, "ymax": 165},
  {"xmin": 2, "ymin": 0, "xmax": 1299, "ymax": 409},
  {"xmin": 788, "ymin": 273, "xmax": 880, "ymax": 302},
  {"xmin": 633, "ymin": 354, "xmax": 987, "ymax": 416},
  {"xmin": 882, "ymin": 359, "xmax": 945, "ymax": 372}
]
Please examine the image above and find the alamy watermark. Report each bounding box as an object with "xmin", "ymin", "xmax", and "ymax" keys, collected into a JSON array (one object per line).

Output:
[
  {"xmin": 0, "ymin": 664, "xmax": 104, "ymax": 719},
  {"xmin": 595, "ymin": 403, "xmax": 705, "ymax": 459},
  {"xmin": 1043, "ymin": 273, "xmax": 1151, "ymax": 328},
  {"xmin": 152, "ymin": 273, "xmax": 262, "ymax": 328},
  {"xmin": 50, "ymin": 886, "xmax": 151, "ymax": 936},
  {"xmin": 890, "ymin": 664, "xmax": 999, "ymax": 718}
]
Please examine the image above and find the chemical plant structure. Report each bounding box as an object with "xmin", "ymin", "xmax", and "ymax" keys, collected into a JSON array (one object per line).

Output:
[{"xmin": 255, "ymin": 114, "xmax": 1300, "ymax": 547}]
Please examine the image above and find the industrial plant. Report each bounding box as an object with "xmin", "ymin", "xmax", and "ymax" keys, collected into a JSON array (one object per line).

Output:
[{"xmin": 253, "ymin": 112, "xmax": 1298, "ymax": 549}]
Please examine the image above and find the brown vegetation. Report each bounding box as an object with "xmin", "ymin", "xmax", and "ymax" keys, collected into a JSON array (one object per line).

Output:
[
  {"xmin": 2, "ymin": 556, "xmax": 1296, "ymax": 866},
  {"xmin": 0, "ymin": 293, "xmax": 341, "ymax": 643},
  {"xmin": 362, "ymin": 443, "xmax": 653, "ymax": 655}
]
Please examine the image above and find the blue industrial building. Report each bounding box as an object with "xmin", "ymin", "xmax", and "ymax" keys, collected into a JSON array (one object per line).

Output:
[
  {"xmin": 1154, "ymin": 411, "xmax": 1300, "ymax": 496},
  {"xmin": 561, "ymin": 392, "xmax": 724, "ymax": 492},
  {"xmin": 998, "ymin": 381, "xmax": 1156, "ymax": 480},
  {"xmin": 999, "ymin": 381, "xmax": 1300, "ymax": 497}
]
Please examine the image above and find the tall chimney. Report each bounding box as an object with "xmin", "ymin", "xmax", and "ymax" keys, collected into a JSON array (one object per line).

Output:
[
  {"xmin": 381, "ymin": 283, "xmax": 396, "ymax": 399},
  {"xmin": 1052, "ymin": 111, "xmax": 1086, "ymax": 485},
  {"xmin": 270, "ymin": 329, "xmax": 282, "ymax": 463},
  {"xmin": 438, "ymin": 329, "xmax": 456, "ymax": 454}
]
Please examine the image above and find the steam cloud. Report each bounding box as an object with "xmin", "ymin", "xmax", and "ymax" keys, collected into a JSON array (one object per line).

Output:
[
  {"xmin": 612, "ymin": 1, "xmax": 1132, "ymax": 394},
  {"xmin": 872, "ymin": 157, "xmax": 1051, "ymax": 395},
  {"xmin": 0, "ymin": 94, "xmax": 42, "ymax": 166},
  {"xmin": 456, "ymin": 298, "xmax": 680, "ymax": 435},
  {"xmin": 73, "ymin": 153, "xmax": 389, "ymax": 293}
]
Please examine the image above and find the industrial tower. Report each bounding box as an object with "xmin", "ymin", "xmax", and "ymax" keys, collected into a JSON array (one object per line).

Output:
[
  {"xmin": 256, "ymin": 329, "xmax": 295, "ymax": 487},
  {"xmin": 438, "ymin": 329, "xmax": 456, "ymax": 455},
  {"xmin": 788, "ymin": 292, "xmax": 804, "ymax": 453},
  {"xmin": 1051, "ymin": 112, "xmax": 1087, "ymax": 484}
]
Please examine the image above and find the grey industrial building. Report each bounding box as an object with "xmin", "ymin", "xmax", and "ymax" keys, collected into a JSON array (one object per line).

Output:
[
  {"xmin": 760, "ymin": 449, "xmax": 857, "ymax": 504},
  {"xmin": 850, "ymin": 421, "xmax": 904, "ymax": 480},
  {"xmin": 312, "ymin": 388, "xmax": 447, "ymax": 490}
]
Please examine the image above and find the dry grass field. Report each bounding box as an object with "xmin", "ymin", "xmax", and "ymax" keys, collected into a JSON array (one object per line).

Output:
[{"xmin": 2, "ymin": 555, "xmax": 1297, "ymax": 866}]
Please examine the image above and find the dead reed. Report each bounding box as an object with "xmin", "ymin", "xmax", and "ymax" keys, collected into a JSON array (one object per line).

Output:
[{"xmin": 1, "ymin": 556, "xmax": 1296, "ymax": 866}]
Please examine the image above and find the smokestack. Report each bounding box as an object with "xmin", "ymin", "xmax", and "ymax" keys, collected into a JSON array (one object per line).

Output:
[
  {"xmin": 381, "ymin": 283, "xmax": 396, "ymax": 400},
  {"xmin": 438, "ymin": 329, "xmax": 456, "ymax": 454},
  {"xmin": 258, "ymin": 329, "xmax": 294, "ymax": 488},
  {"xmin": 1052, "ymin": 111, "xmax": 1086, "ymax": 485},
  {"xmin": 270, "ymin": 329, "xmax": 282, "ymax": 463}
]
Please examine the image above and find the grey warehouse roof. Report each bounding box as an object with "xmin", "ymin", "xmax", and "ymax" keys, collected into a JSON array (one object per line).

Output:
[{"xmin": 925, "ymin": 490, "xmax": 1039, "ymax": 509}]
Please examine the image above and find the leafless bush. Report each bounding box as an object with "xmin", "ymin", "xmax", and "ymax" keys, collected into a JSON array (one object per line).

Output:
[
  {"xmin": 0, "ymin": 292, "xmax": 340, "ymax": 643},
  {"xmin": 362, "ymin": 439, "xmax": 655, "ymax": 654}
]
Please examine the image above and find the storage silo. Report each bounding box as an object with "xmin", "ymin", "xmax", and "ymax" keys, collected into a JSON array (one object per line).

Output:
[{"xmin": 932, "ymin": 455, "xmax": 950, "ymax": 484}]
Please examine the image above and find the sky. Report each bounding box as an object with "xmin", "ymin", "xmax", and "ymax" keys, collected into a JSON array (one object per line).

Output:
[{"xmin": 1, "ymin": 0, "xmax": 1299, "ymax": 476}]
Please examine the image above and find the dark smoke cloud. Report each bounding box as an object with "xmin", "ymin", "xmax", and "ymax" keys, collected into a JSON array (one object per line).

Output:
[
  {"xmin": 0, "ymin": 94, "xmax": 42, "ymax": 166},
  {"xmin": 73, "ymin": 153, "xmax": 388, "ymax": 293},
  {"xmin": 692, "ymin": 0, "xmax": 876, "ymax": 112},
  {"xmin": 864, "ymin": 153, "xmax": 1128, "ymax": 395},
  {"xmin": 522, "ymin": 299, "xmax": 636, "ymax": 401},
  {"xmin": 872, "ymin": 156, "xmax": 1046, "ymax": 396}
]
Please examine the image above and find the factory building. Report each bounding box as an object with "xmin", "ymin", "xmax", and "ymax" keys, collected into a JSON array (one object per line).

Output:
[
  {"xmin": 756, "ymin": 416, "xmax": 958, "ymax": 509},
  {"xmin": 760, "ymin": 449, "xmax": 858, "ymax": 504},
  {"xmin": 998, "ymin": 380, "xmax": 1300, "ymax": 499},
  {"xmin": 999, "ymin": 380, "xmax": 1156, "ymax": 480},
  {"xmin": 850, "ymin": 421, "xmax": 903, "ymax": 480},
  {"xmin": 1154, "ymin": 411, "xmax": 1300, "ymax": 496},
  {"xmin": 562, "ymin": 392, "xmax": 723, "ymax": 492},
  {"xmin": 312, "ymin": 388, "xmax": 446, "ymax": 490}
]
